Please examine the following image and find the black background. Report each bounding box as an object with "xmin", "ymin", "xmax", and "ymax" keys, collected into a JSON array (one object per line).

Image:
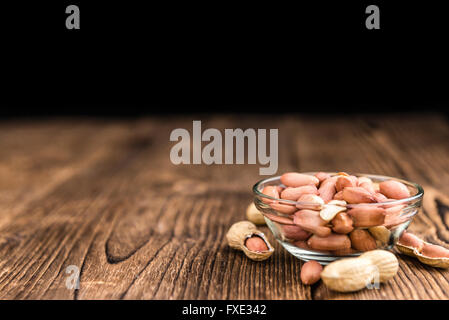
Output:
[{"xmin": 2, "ymin": 1, "xmax": 448, "ymax": 116}]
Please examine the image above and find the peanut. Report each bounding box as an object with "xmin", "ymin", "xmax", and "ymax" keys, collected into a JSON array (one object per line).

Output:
[
  {"xmin": 384, "ymin": 204, "xmax": 405, "ymax": 215},
  {"xmin": 328, "ymin": 200, "xmax": 347, "ymax": 206},
  {"xmin": 315, "ymin": 172, "xmax": 331, "ymax": 183},
  {"xmin": 296, "ymin": 194, "xmax": 325, "ymax": 210},
  {"xmin": 270, "ymin": 202, "xmax": 297, "ymax": 214},
  {"xmin": 359, "ymin": 182, "xmax": 376, "ymax": 194},
  {"xmin": 260, "ymin": 184, "xmax": 296, "ymax": 215},
  {"xmin": 280, "ymin": 185, "xmax": 318, "ymax": 200},
  {"xmin": 281, "ymin": 172, "xmax": 319, "ymax": 187},
  {"xmin": 368, "ymin": 226, "xmax": 391, "ymax": 245},
  {"xmin": 398, "ymin": 231, "xmax": 424, "ymax": 252},
  {"xmin": 383, "ymin": 206, "xmax": 406, "ymax": 228},
  {"xmin": 321, "ymin": 250, "xmax": 398, "ymax": 292},
  {"xmin": 319, "ymin": 204, "xmax": 346, "ymax": 222},
  {"xmin": 379, "ymin": 180, "xmax": 410, "ymax": 200},
  {"xmin": 294, "ymin": 210, "xmax": 332, "ymax": 237},
  {"xmin": 246, "ymin": 202, "xmax": 266, "ymax": 225},
  {"xmin": 350, "ymin": 229, "xmax": 378, "ymax": 251},
  {"xmin": 357, "ymin": 176, "xmax": 376, "ymax": 193},
  {"xmin": 264, "ymin": 213, "xmax": 295, "ymax": 225},
  {"xmin": 342, "ymin": 187, "xmax": 376, "ymax": 204},
  {"xmin": 348, "ymin": 206, "xmax": 385, "ymax": 227},
  {"xmin": 292, "ymin": 240, "xmax": 313, "ymax": 250},
  {"xmin": 245, "ymin": 236, "xmax": 268, "ymax": 252},
  {"xmin": 318, "ymin": 176, "xmax": 337, "ymax": 203},
  {"xmin": 321, "ymin": 257, "xmax": 376, "ymax": 292},
  {"xmin": 307, "ymin": 233, "xmax": 351, "ymax": 251},
  {"xmin": 421, "ymin": 243, "xmax": 449, "ymax": 259},
  {"xmin": 360, "ymin": 250, "xmax": 399, "ymax": 282},
  {"xmin": 226, "ymin": 221, "xmax": 274, "ymax": 261},
  {"xmin": 333, "ymin": 190, "xmax": 344, "ymax": 200},
  {"xmin": 282, "ymin": 224, "xmax": 311, "ymax": 241},
  {"xmin": 357, "ymin": 176, "xmax": 373, "ymax": 186},
  {"xmin": 261, "ymin": 186, "xmax": 279, "ymax": 204},
  {"xmin": 331, "ymin": 212, "xmax": 354, "ymax": 234},
  {"xmin": 373, "ymin": 192, "xmax": 388, "ymax": 202},
  {"xmin": 348, "ymin": 175, "xmax": 359, "ymax": 186},
  {"xmin": 332, "ymin": 247, "xmax": 358, "ymax": 256},
  {"xmin": 397, "ymin": 232, "xmax": 449, "ymax": 268},
  {"xmin": 300, "ymin": 260, "xmax": 323, "ymax": 285},
  {"xmin": 336, "ymin": 176, "xmax": 357, "ymax": 192}
]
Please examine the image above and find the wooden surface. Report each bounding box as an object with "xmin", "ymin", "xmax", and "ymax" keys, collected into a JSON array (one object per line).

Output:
[{"xmin": 0, "ymin": 113, "xmax": 449, "ymax": 300}]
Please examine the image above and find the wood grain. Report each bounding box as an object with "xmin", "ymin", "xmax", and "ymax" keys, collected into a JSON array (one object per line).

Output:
[{"xmin": 0, "ymin": 114, "xmax": 448, "ymax": 300}]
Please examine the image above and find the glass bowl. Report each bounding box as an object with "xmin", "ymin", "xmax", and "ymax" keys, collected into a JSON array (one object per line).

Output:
[{"xmin": 253, "ymin": 172, "xmax": 424, "ymax": 264}]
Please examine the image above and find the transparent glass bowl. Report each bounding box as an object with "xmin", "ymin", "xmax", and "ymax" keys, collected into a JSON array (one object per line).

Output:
[{"xmin": 253, "ymin": 172, "xmax": 423, "ymax": 264}]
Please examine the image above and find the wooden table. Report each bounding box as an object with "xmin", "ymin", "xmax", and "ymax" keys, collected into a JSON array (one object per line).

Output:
[{"xmin": 0, "ymin": 113, "xmax": 448, "ymax": 300}]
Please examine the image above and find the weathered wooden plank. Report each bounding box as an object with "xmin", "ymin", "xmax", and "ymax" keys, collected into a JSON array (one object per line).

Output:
[{"xmin": 0, "ymin": 114, "xmax": 448, "ymax": 300}]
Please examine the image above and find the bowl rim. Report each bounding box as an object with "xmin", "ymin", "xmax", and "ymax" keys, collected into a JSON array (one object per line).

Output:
[{"xmin": 252, "ymin": 172, "xmax": 424, "ymax": 208}]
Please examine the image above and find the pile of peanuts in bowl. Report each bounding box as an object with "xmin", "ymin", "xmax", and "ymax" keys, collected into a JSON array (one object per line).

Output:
[{"xmin": 226, "ymin": 171, "xmax": 449, "ymax": 292}]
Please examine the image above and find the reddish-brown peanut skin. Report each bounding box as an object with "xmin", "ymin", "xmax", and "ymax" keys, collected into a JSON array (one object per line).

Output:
[
  {"xmin": 292, "ymin": 240, "xmax": 312, "ymax": 250},
  {"xmin": 359, "ymin": 181, "xmax": 376, "ymax": 194},
  {"xmin": 421, "ymin": 244, "xmax": 449, "ymax": 258},
  {"xmin": 332, "ymin": 247, "xmax": 358, "ymax": 256},
  {"xmin": 348, "ymin": 175, "xmax": 359, "ymax": 186},
  {"xmin": 261, "ymin": 186, "xmax": 279, "ymax": 204},
  {"xmin": 383, "ymin": 205, "xmax": 408, "ymax": 228},
  {"xmin": 280, "ymin": 185, "xmax": 318, "ymax": 200},
  {"xmin": 293, "ymin": 240, "xmax": 331, "ymax": 254},
  {"xmin": 333, "ymin": 190, "xmax": 344, "ymax": 200},
  {"xmin": 336, "ymin": 176, "xmax": 357, "ymax": 192},
  {"xmin": 342, "ymin": 187, "xmax": 376, "ymax": 204},
  {"xmin": 350, "ymin": 229, "xmax": 377, "ymax": 251},
  {"xmin": 384, "ymin": 204, "xmax": 405, "ymax": 215},
  {"xmin": 318, "ymin": 176, "xmax": 337, "ymax": 203},
  {"xmin": 379, "ymin": 180, "xmax": 411, "ymax": 200},
  {"xmin": 348, "ymin": 206, "xmax": 385, "ymax": 227},
  {"xmin": 264, "ymin": 213, "xmax": 295, "ymax": 225},
  {"xmin": 296, "ymin": 194, "xmax": 324, "ymax": 210},
  {"xmin": 281, "ymin": 172, "xmax": 319, "ymax": 187},
  {"xmin": 245, "ymin": 236, "xmax": 268, "ymax": 252},
  {"xmin": 307, "ymin": 233, "xmax": 351, "ymax": 251},
  {"xmin": 315, "ymin": 172, "xmax": 331, "ymax": 183},
  {"xmin": 398, "ymin": 232, "xmax": 424, "ymax": 251},
  {"xmin": 300, "ymin": 261, "xmax": 323, "ymax": 285},
  {"xmin": 282, "ymin": 225, "xmax": 311, "ymax": 241},
  {"xmin": 270, "ymin": 202, "xmax": 297, "ymax": 214},
  {"xmin": 358, "ymin": 177, "xmax": 375, "ymax": 193},
  {"xmin": 331, "ymin": 212, "xmax": 354, "ymax": 234},
  {"xmin": 373, "ymin": 192, "xmax": 388, "ymax": 202},
  {"xmin": 294, "ymin": 210, "xmax": 332, "ymax": 237}
]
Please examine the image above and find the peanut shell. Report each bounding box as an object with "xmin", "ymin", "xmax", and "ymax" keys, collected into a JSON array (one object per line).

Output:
[
  {"xmin": 226, "ymin": 221, "xmax": 274, "ymax": 261},
  {"xmin": 321, "ymin": 257, "xmax": 376, "ymax": 292},
  {"xmin": 246, "ymin": 202, "xmax": 266, "ymax": 225},
  {"xmin": 360, "ymin": 250, "xmax": 399, "ymax": 282}
]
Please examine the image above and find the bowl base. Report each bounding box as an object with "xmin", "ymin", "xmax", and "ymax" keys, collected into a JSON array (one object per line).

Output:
[{"xmin": 279, "ymin": 241, "xmax": 393, "ymax": 265}]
